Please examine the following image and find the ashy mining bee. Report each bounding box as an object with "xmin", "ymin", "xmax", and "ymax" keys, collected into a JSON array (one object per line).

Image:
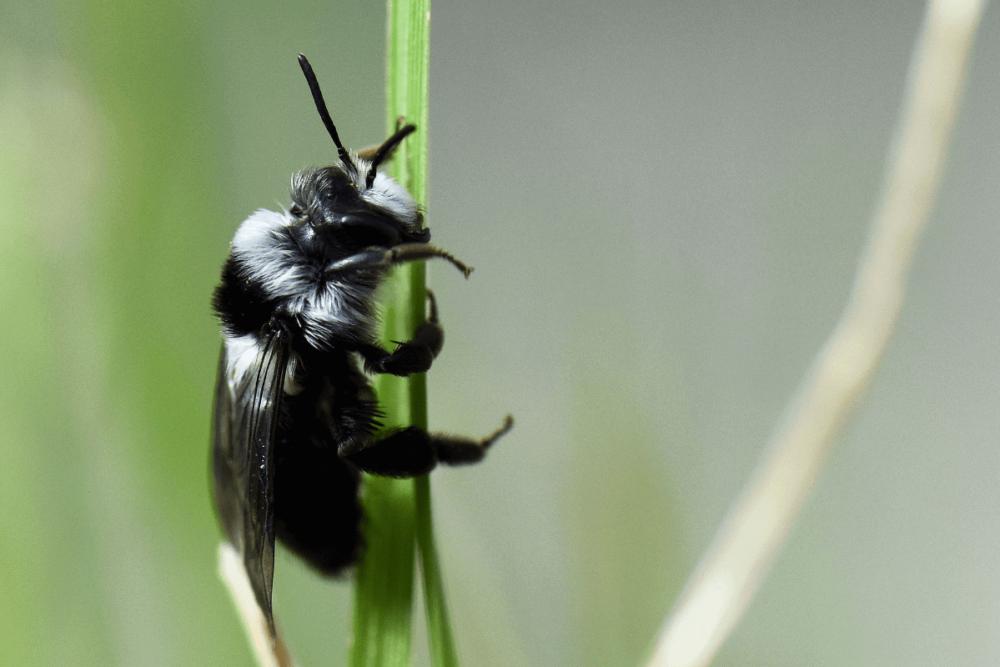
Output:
[{"xmin": 211, "ymin": 54, "xmax": 512, "ymax": 633}]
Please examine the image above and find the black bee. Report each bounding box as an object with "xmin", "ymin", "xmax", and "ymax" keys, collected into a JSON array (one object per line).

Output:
[{"xmin": 211, "ymin": 54, "xmax": 512, "ymax": 633}]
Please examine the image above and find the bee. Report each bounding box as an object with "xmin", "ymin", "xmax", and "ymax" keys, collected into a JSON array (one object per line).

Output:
[{"xmin": 211, "ymin": 54, "xmax": 512, "ymax": 633}]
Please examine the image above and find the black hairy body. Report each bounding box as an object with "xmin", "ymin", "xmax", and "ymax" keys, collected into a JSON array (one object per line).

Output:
[
  {"xmin": 210, "ymin": 55, "xmax": 511, "ymax": 633},
  {"xmin": 271, "ymin": 351, "xmax": 373, "ymax": 575}
]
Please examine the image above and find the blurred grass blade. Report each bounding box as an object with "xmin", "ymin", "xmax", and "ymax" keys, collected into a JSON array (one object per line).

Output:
[
  {"xmin": 352, "ymin": 0, "xmax": 458, "ymax": 666},
  {"xmin": 218, "ymin": 544, "xmax": 295, "ymax": 667},
  {"xmin": 646, "ymin": 1, "xmax": 985, "ymax": 666},
  {"xmin": 415, "ymin": 479, "xmax": 458, "ymax": 667}
]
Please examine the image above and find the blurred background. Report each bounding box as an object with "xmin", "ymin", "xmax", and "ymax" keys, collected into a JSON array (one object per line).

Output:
[{"xmin": 3, "ymin": 1, "xmax": 999, "ymax": 665}]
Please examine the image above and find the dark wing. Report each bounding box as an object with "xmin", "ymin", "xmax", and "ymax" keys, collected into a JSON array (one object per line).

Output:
[{"xmin": 211, "ymin": 329, "xmax": 290, "ymax": 634}]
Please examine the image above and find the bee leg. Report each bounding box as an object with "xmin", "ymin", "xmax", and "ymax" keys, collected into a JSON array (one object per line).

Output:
[
  {"xmin": 340, "ymin": 427, "xmax": 436, "ymax": 477},
  {"xmin": 340, "ymin": 415, "xmax": 513, "ymax": 477},
  {"xmin": 433, "ymin": 415, "xmax": 514, "ymax": 465},
  {"xmin": 360, "ymin": 290, "xmax": 443, "ymax": 376}
]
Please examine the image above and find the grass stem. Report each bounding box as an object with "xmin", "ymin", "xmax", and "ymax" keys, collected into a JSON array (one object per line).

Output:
[
  {"xmin": 352, "ymin": 1, "xmax": 458, "ymax": 665},
  {"xmin": 646, "ymin": 1, "xmax": 985, "ymax": 665}
]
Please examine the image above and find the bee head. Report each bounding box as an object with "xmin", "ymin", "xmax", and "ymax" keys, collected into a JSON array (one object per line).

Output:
[
  {"xmin": 293, "ymin": 54, "xmax": 429, "ymax": 247},
  {"xmin": 289, "ymin": 164, "xmax": 429, "ymax": 248}
]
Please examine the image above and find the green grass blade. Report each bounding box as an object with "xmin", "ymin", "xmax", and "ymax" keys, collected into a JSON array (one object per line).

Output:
[
  {"xmin": 414, "ymin": 477, "xmax": 458, "ymax": 667},
  {"xmin": 385, "ymin": 3, "xmax": 460, "ymax": 664},
  {"xmin": 349, "ymin": 227, "xmax": 420, "ymax": 667},
  {"xmin": 352, "ymin": 0, "xmax": 457, "ymax": 666}
]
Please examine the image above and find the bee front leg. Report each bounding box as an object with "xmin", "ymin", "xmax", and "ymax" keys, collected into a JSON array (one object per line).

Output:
[{"xmin": 359, "ymin": 290, "xmax": 443, "ymax": 376}]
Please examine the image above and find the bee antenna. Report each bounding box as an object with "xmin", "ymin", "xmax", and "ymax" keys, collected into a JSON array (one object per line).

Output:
[
  {"xmin": 365, "ymin": 124, "xmax": 416, "ymax": 189},
  {"xmin": 297, "ymin": 53, "xmax": 356, "ymax": 173}
]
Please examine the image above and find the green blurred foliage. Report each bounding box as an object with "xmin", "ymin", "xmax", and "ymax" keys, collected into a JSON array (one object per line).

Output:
[{"xmin": 1, "ymin": 1, "xmax": 384, "ymax": 664}]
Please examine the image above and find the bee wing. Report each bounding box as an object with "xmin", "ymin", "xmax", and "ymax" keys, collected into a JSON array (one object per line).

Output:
[{"xmin": 211, "ymin": 329, "xmax": 290, "ymax": 634}]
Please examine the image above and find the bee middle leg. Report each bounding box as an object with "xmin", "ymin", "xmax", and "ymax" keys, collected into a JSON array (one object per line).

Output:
[
  {"xmin": 340, "ymin": 415, "xmax": 513, "ymax": 477},
  {"xmin": 360, "ymin": 290, "xmax": 443, "ymax": 376}
]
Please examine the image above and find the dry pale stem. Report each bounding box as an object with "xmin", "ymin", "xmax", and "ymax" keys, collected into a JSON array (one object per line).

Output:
[
  {"xmin": 646, "ymin": 1, "xmax": 985, "ymax": 666},
  {"xmin": 218, "ymin": 544, "xmax": 296, "ymax": 667}
]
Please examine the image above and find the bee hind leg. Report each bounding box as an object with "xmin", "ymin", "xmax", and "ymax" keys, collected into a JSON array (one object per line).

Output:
[{"xmin": 341, "ymin": 415, "xmax": 513, "ymax": 477}]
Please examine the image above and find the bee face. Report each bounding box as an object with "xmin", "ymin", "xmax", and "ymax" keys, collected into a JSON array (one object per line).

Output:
[{"xmin": 289, "ymin": 165, "xmax": 428, "ymax": 249}]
